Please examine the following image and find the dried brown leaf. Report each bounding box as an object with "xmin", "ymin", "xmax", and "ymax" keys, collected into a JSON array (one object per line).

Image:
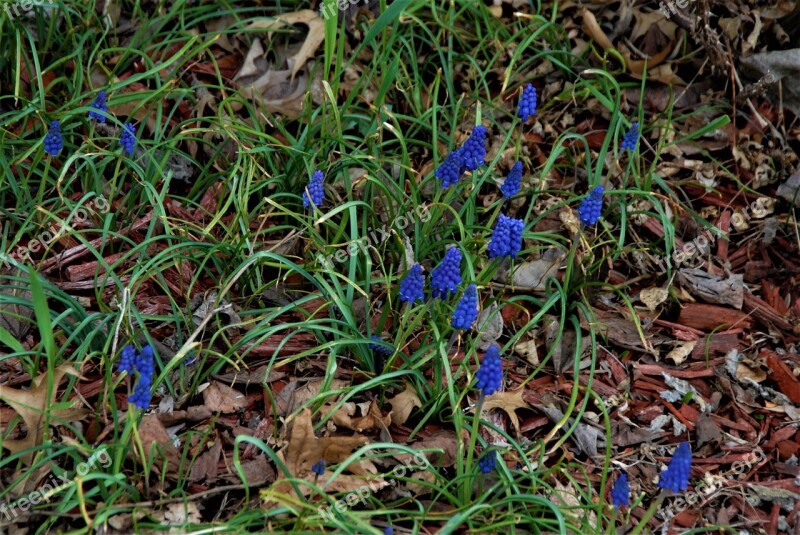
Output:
[
  {"xmin": 0, "ymin": 364, "xmax": 86, "ymax": 464},
  {"xmin": 202, "ymin": 381, "xmax": 247, "ymax": 413},
  {"xmin": 481, "ymin": 389, "xmax": 530, "ymax": 437},
  {"xmin": 388, "ymin": 384, "xmax": 422, "ymax": 426}
]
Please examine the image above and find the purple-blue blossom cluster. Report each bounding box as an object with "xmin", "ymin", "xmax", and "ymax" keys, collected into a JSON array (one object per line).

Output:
[
  {"xmin": 399, "ymin": 263, "xmax": 425, "ymax": 304},
  {"xmin": 451, "ymin": 283, "xmax": 478, "ymax": 330},
  {"xmin": 44, "ymin": 120, "xmax": 63, "ymax": 157},
  {"xmin": 487, "ymin": 214, "xmax": 525, "ymax": 259},
  {"xmin": 621, "ymin": 121, "xmax": 640, "ymax": 151},
  {"xmin": 658, "ymin": 441, "xmax": 692, "ymax": 492},
  {"xmin": 478, "ymin": 450, "xmax": 497, "ymax": 474},
  {"xmin": 120, "ymin": 122, "xmax": 136, "ymax": 155},
  {"xmin": 517, "ymin": 83, "xmax": 538, "ymax": 122},
  {"xmin": 578, "ymin": 185, "xmax": 605, "ymax": 226},
  {"xmin": 303, "ymin": 169, "xmax": 325, "ymax": 208},
  {"xmin": 500, "ymin": 161, "xmax": 523, "ymax": 198},
  {"xmin": 475, "ymin": 344, "xmax": 503, "ymax": 396},
  {"xmin": 611, "ymin": 473, "xmax": 629, "ymax": 508},
  {"xmin": 434, "ymin": 125, "xmax": 488, "ymax": 188},
  {"xmin": 118, "ymin": 344, "xmax": 156, "ymax": 410},
  {"xmin": 88, "ymin": 91, "xmax": 108, "ymax": 122},
  {"xmin": 430, "ymin": 247, "xmax": 462, "ymax": 299}
]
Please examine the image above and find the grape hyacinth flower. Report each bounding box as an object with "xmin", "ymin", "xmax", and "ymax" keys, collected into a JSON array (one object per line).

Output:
[
  {"xmin": 451, "ymin": 283, "xmax": 478, "ymax": 330},
  {"xmin": 621, "ymin": 122, "xmax": 640, "ymax": 151},
  {"xmin": 383, "ymin": 528, "xmax": 393, "ymax": 535},
  {"xmin": 125, "ymin": 344, "xmax": 155, "ymax": 410},
  {"xmin": 120, "ymin": 122, "xmax": 136, "ymax": 155},
  {"xmin": 577, "ymin": 185, "xmax": 605, "ymax": 226},
  {"xmin": 430, "ymin": 247, "xmax": 462, "ymax": 299},
  {"xmin": 487, "ymin": 214, "xmax": 525, "ymax": 259},
  {"xmin": 475, "ymin": 345, "xmax": 503, "ymax": 396},
  {"xmin": 478, "ymin": 450, "xmax": 497, "ymax": 474},
  {"xmin": 118, "ymin": 344, "xmax": 137, "ymax": 374},
  {"xmin": 302, "ymin": 170, "xmax": 325, "ymax": 208},
  {"xmin": 460, "ymin": 125, "xmax": 487, "ymax": 171},
  {"xmin": 435, "ymin": 148, "xmax": 465, "ymax": 188},
  {"xmin": 611, "ymin": 473, "xmax": 630, "ymax": 508},
  {"xmin": 43, "ymin": 120, "xmax": 63, "ymax": 157},
  {"xmin": 88, "ymin": 90, "xmax": 108, "ymax": 122},
  {"xmin": 500, "ymin": 161, "xmax": 523, "ymax": 198},
  {"xmin": 517, "ymin": 83, "xmax": 538, "ymax": 122},
  {"xmin": 369, "ymin": 335, "xmax": 393, "ymax": 358},
  {"xmin": 658, "ymin": 441, "xmax": 692, "ymax": 493},
  {"xmin": 398, "ymin": 263, "xmax": 425, "ymax": 304},
  {"xmin": 311, "ymin": 460, "xmax": 326, "ymax": 477}
]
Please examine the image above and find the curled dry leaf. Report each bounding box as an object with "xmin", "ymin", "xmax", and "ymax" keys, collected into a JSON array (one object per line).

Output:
[
  {"xmin": 640, "ymin": 286, "xmax": 669, "ymax": 311},
  {"xmin": 665, "ymin": 340, "xmax": 697, "ymax": 365},
  {"xmin": 0, "ymin": 364, "xmax": 86, "ymax": 464},
  {"xmin": 326, "ymin": 399, "xmax": 392, "ymax": 432},
  {"xmin": 388, "ymin": 383, "xmax": 422, "ymax": 426},
  {"xmin": 234, "ymin": 10, "xmax": 325, "ymax": 118},
  {"xmin": 202, "ymin": 381, "xmax": 247, "ymax": 413}
]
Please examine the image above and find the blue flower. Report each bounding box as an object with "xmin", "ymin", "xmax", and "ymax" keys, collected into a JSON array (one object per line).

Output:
[
  {"xmin": 500, "ymin": 161, "xmax": 523, "ymax": 198},
  {"xmin": 398, "ymin": 263, "xmax": 425, "ymax": 304},
  {"xmin": 475, "ymin": 345, "xmax": 503, "ymax": 396},
  {"xmin": 517, "ymin": 83, "xmax": 538, "ymax": 122},
  {"xmin": 303, "ymin": 170, "xmax": 325, "ymax": 208},
  {"xmin": 369, "ymin": 335, "xmax": 393, "ymax": 358},
  {"xmin": 88, "ymin": 91, "xmax": 108, "ymax": 122},
  {"xmin": 658, "ymin": 441, "xmax": 692, "ymax": 493},
  {"xmin": 621, "ymin": 122, "xmax": 640, "ymax": 151},
  {"xmin": 44, "ymin": 120, "xmax": 63, "ymax": 156},
  {"xmin": 119, "ymin": 122, "xmax": 136, "ymax": 155},
  {"xmin": 577, "ymin": 185, "xmax": 605, "ymax": 226},
  {"xmin": 118, "ymin": 344, "xmax": 137, "ymax": 374},
  {"xmin": 451, "ymin": 283, "xmax": 478, "ymax": 330},
  {"xmin": 383, "ymin": 528, "xmax": 393, "ymax": 535},
  {"xmin": 430, "ymin": 247, "xmax": 462, "ymax": 299},
  {"xmin": 478, "ymin": 450, "xmax": 497, "ymax": 474},
  {"xmin": 611, "ymin": 473, "xmax": 630, "ymax": 508},
  {"xmin": 435, "ymin": 148, "xmax": 465, "ymax": 188},
  {"xmin": 487, "ymin": 214, "xmax": 525, "ymax": 259},
  {"xmin": 127, "ymin": 344, "xmax": 155, "ymax": 410},
  {"xmin": 460, "ymin": 125, "xmax": 487, "ymax": 171},
  {"xmin": 311, "ymin": 459, "xmax": 326, "ymax": 476}
]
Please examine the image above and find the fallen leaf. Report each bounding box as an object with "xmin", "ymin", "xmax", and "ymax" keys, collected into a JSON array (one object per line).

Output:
[
  {"xmin": 665, "ymin": 340, "xmax": 697, "ymax": 365},
  {"xmin": 496, "ymin": 248, "xmax": 564, "ymax": 291},
  {"xmin": 403, "ymin": 430, "xmax": 464, "ymax": 468},
  {"xmin": 188, "ymin": 440, "xmax": 223, "ymax": 482},
  {"xmin": 327, "ymin": 399, "xmax": 392, "ymax": 432},
  {"xmin": 202, "ymin": 381, "xmax": 247, "ymax": 413},
  {"xmin": 271, "ymin": 408, "xmax": 374, "ymax": 498},
  {"xmin": 481, "ymin": 389, "xmax": 531, "ymax": 437},
  {"xmin": 640, "ymin": 286, "xmax": 669, "ymax": 311},
  {"xmin": 155, "ymin": 502, "xmax": 203, "ymax": 526},
  {"xmin": 388, "ymin": 384, "xmax": 422, "ymax": 426},
  {"xmin": 136, "ymin": 414, "xmax": 181, "ymax": 469},
  {"xmin": 0, "ymin": 364, "xmax": 86, "ymax": 464}
]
